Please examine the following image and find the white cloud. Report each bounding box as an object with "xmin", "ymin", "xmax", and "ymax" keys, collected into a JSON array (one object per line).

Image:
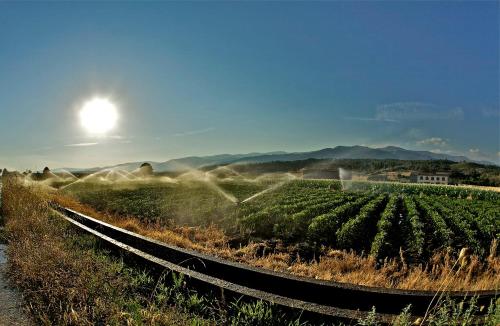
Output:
[
  {"xmin": 469, "ymin": 148, "xmax": 480, "ymax": 154},
  {"xmin": 376, "ymin": 102, "xmax": 464, "ymax": 121},
  {"xmin": 416, "ymin": 137, "xmax": 448, "ymax": 146},
  {"xmin": 64, "ymin": 142, "xmax": 99, "ymax": 147}
]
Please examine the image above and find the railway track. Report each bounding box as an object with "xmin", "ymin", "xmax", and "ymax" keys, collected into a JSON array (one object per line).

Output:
[{"xmin": 54, "ymin": 206, "xmax": 498, "ymax": 324}]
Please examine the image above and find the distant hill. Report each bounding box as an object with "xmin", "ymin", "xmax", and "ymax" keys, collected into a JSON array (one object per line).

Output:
[
  {"xmin": 61, "ymin": 145, "xmax": 494, "ymax": 173},
  {"xmin": 58, "ymin": 152, "xmax": 286, "ymax": 173},
  {"xmin": 228, "ymin": 145, "xmax": 474, "ymax": 164},
  {"xmin": 218, "ymin": 158, "xmax": 500, "ymax": 187}
]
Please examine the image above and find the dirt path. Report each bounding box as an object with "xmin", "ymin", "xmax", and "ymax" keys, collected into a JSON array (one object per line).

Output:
[{"xmin": 0, "ymin": 243, "xmax": 31, "ymax": 325}]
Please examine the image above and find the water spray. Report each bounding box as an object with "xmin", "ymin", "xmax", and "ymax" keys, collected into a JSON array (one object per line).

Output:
[
  {"xmin": 240, "ymin": 173, "xmax": 296, "ymax": 203},
  {"xmin": 177, "ymin": 169, "xmax": 238, "ymax": 204},
  {"xmin": 338, "ymin": 167, "xmax": 353, "ymax": 191}
]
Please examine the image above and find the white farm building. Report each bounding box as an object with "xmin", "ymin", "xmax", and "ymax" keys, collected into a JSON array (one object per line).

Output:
[{"xmin": 410, "ymin": 172, "xmax": 450, "ymax": 185}]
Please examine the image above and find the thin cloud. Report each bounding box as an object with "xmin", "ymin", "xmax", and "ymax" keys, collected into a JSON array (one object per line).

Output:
[
  {"xmin": 361, "ymin": 142, "xmax": 404, "ymax": 148},
  {"xmin": 464, "ymin": 148, "xmax": 498, "ymax": 163},
  {"xmin": 343, "ymin": 116, "xmax": 399, "ymax": 123},
  {"xmin": 345, "ymin": 102, "xmax": 463, "ymax": 124},
  {"xmin": 64, "ymin": 142, "xmax": 99, "ymax": 147},
  {"xmin": 430, "ymin": 148, "xmax": 464, "ymax": 156},
  {"xmin": 405, "ymin": 128, "xmax": 425, "ymax": 140},
  {"xmin": 173, "ymin": 127, "xmax": 215, "ymax": 137},
  {"xmin": 376, "ymin": 102, "xmax": 464, "ymax": 121},
  {"xmin": 416, "ymin": 137, "xmax": 448, "ymax": 146},
  {"xmin": 481, "ymin": 108, "xmax": 500, "ymax": 117}
]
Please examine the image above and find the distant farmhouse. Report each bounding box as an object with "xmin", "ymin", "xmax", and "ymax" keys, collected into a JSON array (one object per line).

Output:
[{"xmin": 410, "ymin": 172, "xmax": 450, "ymax": 185}]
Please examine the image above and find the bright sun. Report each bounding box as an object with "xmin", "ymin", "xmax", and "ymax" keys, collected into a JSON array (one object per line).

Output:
[{"xmin": 79, "ymin": 98, "xmax": 118, "ymax": 134}]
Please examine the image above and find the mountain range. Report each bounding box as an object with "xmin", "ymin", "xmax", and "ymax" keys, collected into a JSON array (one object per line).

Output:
[{"xmin": 59, "ymin": 145, "xmax": 494, "ymax": 173}]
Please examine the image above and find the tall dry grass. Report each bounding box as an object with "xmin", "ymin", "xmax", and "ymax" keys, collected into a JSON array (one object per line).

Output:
[
  {"xmin": 51, "ymin": 191, "xmax": 500, "ymax": 291},
  {"xmin": 1, "ymin": 177, "xmax": 199, "ymax": 325}
]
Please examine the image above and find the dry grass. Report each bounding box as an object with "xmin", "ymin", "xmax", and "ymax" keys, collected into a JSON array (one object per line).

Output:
[
  {"xmin": 1, "ymin": 178, "xmax": 201, "ymax": 325},
  {"xmin": 51, "ymin": 191, "xmax": 500, "ymax": 292}
]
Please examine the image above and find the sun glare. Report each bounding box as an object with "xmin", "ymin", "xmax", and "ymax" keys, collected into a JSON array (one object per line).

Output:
[{"xmin": 79, "ymin": 98, "xmax": 118, "ymax": 134}]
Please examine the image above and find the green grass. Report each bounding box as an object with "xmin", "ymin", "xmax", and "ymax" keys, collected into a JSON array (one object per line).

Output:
[{"xmin": 63, "ymin": 180, "xmax": 240, "ymax": 227}]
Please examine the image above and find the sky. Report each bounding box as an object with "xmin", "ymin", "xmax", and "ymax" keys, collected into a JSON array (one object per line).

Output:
[{"xmin": 0, "ymin": 1, "xmax": 498, "ymax": 170}]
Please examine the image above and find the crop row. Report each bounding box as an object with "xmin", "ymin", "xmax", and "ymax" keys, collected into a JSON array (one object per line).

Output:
[
  {"xmin": 334, "ymin": 180, "xmax": 499, "ymax": 201},
  {"xmin": 238, "ymin": 185, "xmax": 500, "ymax": 261}
]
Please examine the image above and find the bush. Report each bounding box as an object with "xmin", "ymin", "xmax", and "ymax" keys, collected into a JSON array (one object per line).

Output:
[{"xmin": 370, "ymin": 195, "xmax": 399, "ymax": 259}]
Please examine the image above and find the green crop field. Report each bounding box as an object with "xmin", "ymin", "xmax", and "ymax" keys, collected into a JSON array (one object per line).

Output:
[{"xmin": 59, "ymin": 176, "xmax": 500, "ymax": 262}]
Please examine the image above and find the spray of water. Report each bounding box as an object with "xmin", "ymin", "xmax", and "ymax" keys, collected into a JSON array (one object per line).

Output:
[
  {"xmin": 48, "ymin": 162, "xmax": 299, "ymax": 206},
  {"xmin": 119, "ymin": 170, "xmax": 138, "ymax": 180},
  {"xmin": 53, "ymin": 169, "xmax": 79, "ymax": 180},
  {"xmin": 59, "ymin": 169, "xmax": 111, "ymax": 190},
  {"xmin": 46, "ymin": 171, "xmax": 62, "ymax": 180},
  {"xmin": 240, "ymin": 173, "xmax": 296, "ymax": 203},
  {"xmin": 338, "ymin": 167, "xmax": 352, "ymax": 191},
  {"xmin": 177, "ymin": 169, "xmax": 238, "ymax": 203},
  {"xmin": 240, "ymin": 183, "xmax": 279, "ymax": 203},
  {"xmin": 58, "ymin": 165, "xmax": 170, "ymax": 190},
  {"xmin": 18, "ymin": 172, "xmax": 59, "ymax": 190},
  {"xmin": 206, "ymin": 165, "xmax": 244, "ymax": 179},
  {"xmin": 106, "ymin": 169, "xmax": 140, "ymax": 182},
  {"xmin": 158, "ymin": 176, "xmax": 178, "ymax": 183}
]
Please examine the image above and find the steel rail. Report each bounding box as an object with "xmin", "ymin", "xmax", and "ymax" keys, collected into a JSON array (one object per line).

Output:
[{"xmin": 55, "ymin": 206, "xmax": 497, "ymax": 323}]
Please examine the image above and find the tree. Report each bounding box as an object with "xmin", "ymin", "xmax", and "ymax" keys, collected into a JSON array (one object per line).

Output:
[
  {"xmin": 42, "ymin": 167, "xmax": 51, "ymax": 179},
  {"xmin": 139, "ymin": 163, "xmax": 153, "ymax": 177}
]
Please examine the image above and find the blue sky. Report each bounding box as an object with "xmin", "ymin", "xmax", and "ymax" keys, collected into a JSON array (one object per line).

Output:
[{"xmin": 0, "ymin": 1, "xmax": 498, "ymax": 170}]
